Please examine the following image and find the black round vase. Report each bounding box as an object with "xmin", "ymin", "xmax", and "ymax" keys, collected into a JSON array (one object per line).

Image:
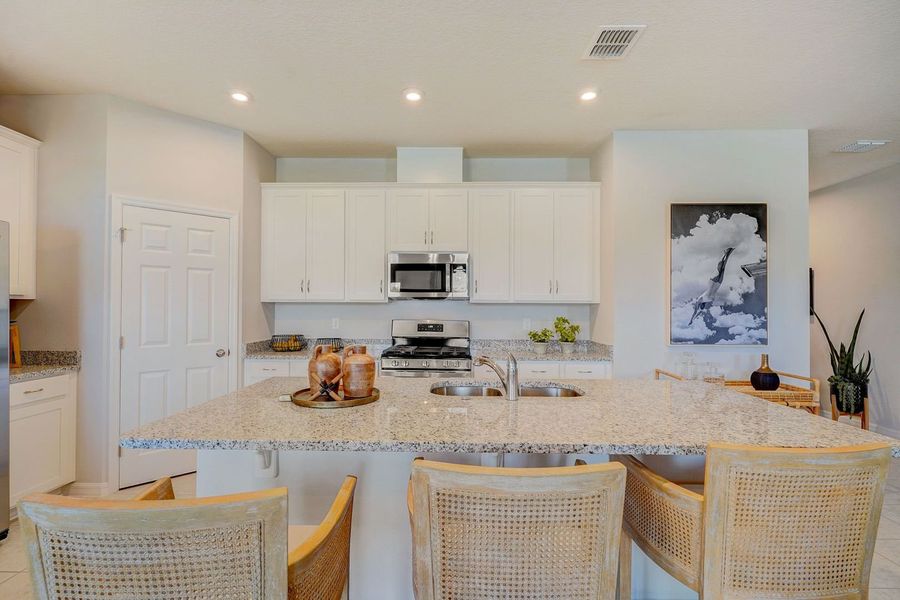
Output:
[{"xmin": 750, "ymin": 354, "xmax": 780, "ymax": 391}]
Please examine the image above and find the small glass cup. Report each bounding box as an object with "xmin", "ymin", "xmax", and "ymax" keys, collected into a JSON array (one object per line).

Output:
[{"xmin": 703, "ymin": 363, "xmax": 726, "ymax": 386}]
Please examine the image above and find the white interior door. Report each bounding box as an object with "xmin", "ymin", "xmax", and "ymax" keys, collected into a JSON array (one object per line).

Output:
[
  {"xmin": 553, "ymin": 189, "xmax": 594, "ymax": 302},
  {"xmin": 119, "ymin": 205, "xmax": 231, "ymax": 488},
  {"xmin": 513, "ymin": 189, "xmax": 555, "ymax": 301},
  {"xmin": 428, "ymin": 189, "xmax": 468, "ymax": 250},
  {"xmin": 346, "ymin": 189, "xmax": 387, "ymax": 301},
  {"xmin": 470, "ymin": 189, "xmax": 511, "ymax": 302}
]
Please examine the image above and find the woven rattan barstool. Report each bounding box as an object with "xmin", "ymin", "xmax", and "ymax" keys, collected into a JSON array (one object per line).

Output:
[
  {"xmin": 407, "ymin": 459, "xmax": 626, "ymax": 600},
  {"xmin": 613, "ymin": 442, "xmax": 891, "ymax": 600},
  {"xmin": 18, "ymin": 475, "xmax": 357, "ymax": 600}
]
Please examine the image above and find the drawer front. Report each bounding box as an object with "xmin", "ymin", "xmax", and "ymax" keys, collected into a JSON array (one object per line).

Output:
[
  {"xmin": 518, "ymin": 362, "xmax": 560, "ymax": 380},
  {"xmin": 244, "ymin": 360, "xmax": 290, "ymax": 385},
  {"xmin": 562, "ymin": 362, "xmax": 611, "ymax": 380},
  {"xmin": 11, "ymin": 374, "xmax": 70, "ymax": 408}
]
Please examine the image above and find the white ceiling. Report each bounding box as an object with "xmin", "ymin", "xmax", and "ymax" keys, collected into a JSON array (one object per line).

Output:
[{"xmin": 1, "ymin": 0, "xmax": 898, "ymax": 190}]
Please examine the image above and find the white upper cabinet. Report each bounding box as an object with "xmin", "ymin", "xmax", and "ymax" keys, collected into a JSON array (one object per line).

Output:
[
  {"xmin": 513, "ymin": 189, "xmax": 556, "ymax": 301},
  {"xmin": 553, "ymin": 189, "xmax": 593, "ymax": 302},
  {"xmin": 305, "ymin": 189, "xmax": 345, "ymax": 301},
  {"xmin": 470, "ymin": 189, "xmax": 512, "ymax": 302},
  {"xmin": 346, "ymin": 189, "xmax": 387, "ymax": 302},
  {"xmin": 387, "ymin": 189, "xmax": 468, "ymax": 251},
  {"xmin": 513, "ymin": 188, "xmax": 595, "ymax": 303},
  {"xmin": 428, "ymin": 189, "xmax": 468, "ymax": 250},
  {"xmin": 261, "ymin": 188, "xmax": 307, "ymax": 301},
  {"xmin": 261, "ymin": 183, "xmax": 596, "ymax": 304},
  {"xmin": 0, "ymin": 125, "xmax": 39, "ymax": 298},
  {"xmin": 387, "ymin": 189, "xmax": 429, "ymax": 251},
  {"xmin": 261, "ymin": 188, "xmax": 344, "ymax": 302}
]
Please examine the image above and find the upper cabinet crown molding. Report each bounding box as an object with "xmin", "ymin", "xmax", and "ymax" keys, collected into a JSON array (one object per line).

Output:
[{"xmin": 0, "ymin": 125, "xmax": 40, "ymax": 298}]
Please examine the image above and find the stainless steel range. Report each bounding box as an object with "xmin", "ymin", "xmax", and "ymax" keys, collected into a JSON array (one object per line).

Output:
[{"xmin": 380, "ymin": 319, "xmax": 471, "ymax": 377}]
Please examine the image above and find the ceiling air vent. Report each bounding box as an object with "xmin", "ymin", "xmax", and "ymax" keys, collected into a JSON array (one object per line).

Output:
[
  {"xmin": 583, "ymin": 25, "xmax": 646, "ymax": 60},
  {"xmin": 834, "ymin": 140, "xmax": 892, "ymax": 153}
]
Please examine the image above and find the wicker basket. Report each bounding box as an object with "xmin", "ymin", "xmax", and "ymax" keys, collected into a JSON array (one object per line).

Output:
[{"xmin": 270, "ymin": 334, "xmax": 305, "ymax": 352}]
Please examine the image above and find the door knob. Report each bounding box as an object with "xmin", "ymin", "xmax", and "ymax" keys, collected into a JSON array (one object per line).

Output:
[{"xmin": 216, "ymin": 348, "xmax": 227, "ymax": 358}]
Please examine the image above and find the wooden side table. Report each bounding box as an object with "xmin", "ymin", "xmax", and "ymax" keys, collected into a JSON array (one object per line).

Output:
[{"xmin": 830, "ymin": 393, "xmax": 869, "ymax": 430}]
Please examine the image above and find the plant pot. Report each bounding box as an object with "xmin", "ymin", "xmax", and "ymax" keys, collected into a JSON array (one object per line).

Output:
[
  {"xmin": 831, "ymin": 381, "xmax": 867, "ymax": 415},
  {"xmin": 532, "ymin": 342, "xmax": 549, "ymax": 355},
  {"xmin": 559, "ymin": 342, "xmax": 575, "ymax": 355}
]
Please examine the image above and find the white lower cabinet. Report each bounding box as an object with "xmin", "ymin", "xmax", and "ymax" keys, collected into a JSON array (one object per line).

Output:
[
  {"xmin": 10, "ymin": 373, "xmax": 77, "ymax": 504},
  {"xmin": 473, "ymin": 360, "xmax": 611, "ymax": 381},
  {"xmin": 243, "ymin": 359, "xmax": 308, "ymax": 387}
]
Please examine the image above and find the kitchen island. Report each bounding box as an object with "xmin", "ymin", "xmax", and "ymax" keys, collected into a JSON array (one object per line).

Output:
[{"xmin": 122, "ymin": 377, "xmax": 899, "ymax": 599}]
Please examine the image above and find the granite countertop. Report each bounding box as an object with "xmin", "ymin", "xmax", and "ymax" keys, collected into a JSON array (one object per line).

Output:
[
  {"xmin": 10, "ymin": 350, "xmax": 81, "ymax": 384},
  {"xmin": 243, "ymin": 339, "xmax": 613, "ymax": 362},
  {"xmin": 121, "ymin": 376, "xmax": 899, "ymax": 456}
]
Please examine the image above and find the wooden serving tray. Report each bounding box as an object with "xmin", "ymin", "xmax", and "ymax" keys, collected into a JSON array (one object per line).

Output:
[{"xmin": 291, "ymin": 387, "xmax": 380, "ymax": 409}]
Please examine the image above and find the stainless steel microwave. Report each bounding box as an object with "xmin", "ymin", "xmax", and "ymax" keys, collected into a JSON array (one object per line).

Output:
[{"xmin": 387, "ymin": 252, "xmax": 469, "ymax": 300}]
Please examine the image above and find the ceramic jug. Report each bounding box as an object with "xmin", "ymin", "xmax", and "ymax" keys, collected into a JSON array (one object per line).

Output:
[
  {"xmin": 342, "ymin": 345, "xmax": 376, "ymax": 398},
  {"xmin": 308, "ymin": 345, "xmax": 342, "ymax": 389}
]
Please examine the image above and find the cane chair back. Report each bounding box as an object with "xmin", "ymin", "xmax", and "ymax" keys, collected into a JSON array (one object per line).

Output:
[
  {"xmin": 18, "ymin": 487, "xmax": 288, "ymax": 600},
  {"xmin": 408, "ymin": 459, "xmax": 626, "ymax": 600}
]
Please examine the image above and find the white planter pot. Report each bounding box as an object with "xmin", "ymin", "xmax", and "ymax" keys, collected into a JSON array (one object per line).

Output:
[
  {"xmin": 559, "ymin": 342, "xmax": 576, "ymax": 354},
  {"xmin": 532, "ymin": 342, "xmax": 549, "ymax": 355}
]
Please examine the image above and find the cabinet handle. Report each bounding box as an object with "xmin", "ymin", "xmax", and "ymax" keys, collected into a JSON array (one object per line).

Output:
[
  {"xmin": 430, "ymin": 230, "xmax": 434, "ymax": 244},
  {"xmin": 379, "ymin": 279, "xmax": 383, "ymax": 294},
  {"xmin": 307, "ymin": 279, "xmax": 311, "ymax": 293},
  {"xmin": 424, "ymin": 230, "xmax": 427, "ymax": 244},
  {"xmin": 300, "ymin": 280, "xmax": 305, "ymax": 293},
  {"xmin": 24, "ymin": 387, "xmax": 45, "ymax": 394},
  {"xmin": 475, "ymin": 279, "xmax": 478, "ymax": 293},
  {"xmin": 556, "ymin": 280, "xmax": 559, "ymax": 293},
  {"xmin": 577, "ymin": 370, "xmax": 592, "ymax": 374},
  {"xmin": 533, "ymin": 370, "xmax": 547, "ymax": 374},
  {"xmin": 549, "ymin": 280, "xmax": 552, "ymax": 293}
]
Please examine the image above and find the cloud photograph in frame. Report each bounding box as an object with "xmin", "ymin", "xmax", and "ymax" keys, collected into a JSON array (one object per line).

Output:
[{"xmin": 670, "ymin": 203, "xmax": 768, "ymax": 345}]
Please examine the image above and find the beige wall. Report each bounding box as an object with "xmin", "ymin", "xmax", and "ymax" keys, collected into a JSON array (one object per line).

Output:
[
  {"xmin": 810, "ymin": 164, "xmax": 900, "ymax": 437},
  {"xmin": 0, "ymin": 94, "xmax": 110, "ymax": 484},
  {"xmin": 241, "ymin": 134, "xmax": 275, "ymax": 341},
  {"xmin": 599, "ymin": 130, "xmax": 810, "ymax": 379},
  {"xmin": 588, "ymin": 136, "xmax": 614, "ymax": 344}
]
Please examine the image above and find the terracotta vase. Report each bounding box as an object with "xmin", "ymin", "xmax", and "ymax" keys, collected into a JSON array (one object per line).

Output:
[
  {"xmin": 342, "ymin": 345, "xmax": 376, "ymax": 398},
  {"xmin": 308, "ymin": 345, "xmax": 342, "ymax": 391},
  {"xmin": 750, "ymin": 353, "xmax": 780, "ymax": 391}
]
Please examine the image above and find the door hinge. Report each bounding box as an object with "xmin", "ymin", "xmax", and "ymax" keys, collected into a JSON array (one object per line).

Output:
[
  {"xmin": 118, "ymin": 446, "xmax": 123, "ymax": 457},
  {"xmin": 119, "ymin": 336, "xmax": 125, "ymax": 349}
]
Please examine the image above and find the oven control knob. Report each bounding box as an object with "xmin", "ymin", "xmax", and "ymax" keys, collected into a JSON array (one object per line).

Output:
[
  {"xmin": 422, "ymin": 360, "xmax": 430, "ymax": 368},
  {"xmin": 444, "ymin": 360, "xmax": 458, "ymax": 368},
  {"xmin": 401, "ymin": 360, "xmax": 409, "ymax": 368},
  {"xmin": 391, "ymin": 360, "xmax": 400, "ymax": 367}
]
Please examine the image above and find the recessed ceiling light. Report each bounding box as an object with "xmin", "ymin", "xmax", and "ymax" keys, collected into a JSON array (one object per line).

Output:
[
  {"xmin": 580, "ymin": 90, "xmax": 598, "ymax": 101},
  {"xmin": 404, "ymin": 89, "xmax": 423, "ymax": 102},
  {"xmin": 230, "ymin": 90, "xmax": 251, "ymax": 103}
]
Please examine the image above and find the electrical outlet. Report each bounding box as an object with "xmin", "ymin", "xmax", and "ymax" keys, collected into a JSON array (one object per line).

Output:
[
  {"xmin": 331, "ymin": 318, "xmax": 340, "ymax": 330},
  {"xmin": 522, "ymin": 318, "xmax": 532, "ymax": 331}
]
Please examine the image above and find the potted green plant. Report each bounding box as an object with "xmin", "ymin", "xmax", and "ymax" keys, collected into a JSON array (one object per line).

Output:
[
  {"xmin": 814, "ymin": 309, "xmax": 873, "ymax": 415},
  {"xmin": 527, "ymin": 328, "xmax": 554, "ymax": 355},
  {"xmin": 554, "ymin": 317, "xmax": 581, "ymax": 355}
]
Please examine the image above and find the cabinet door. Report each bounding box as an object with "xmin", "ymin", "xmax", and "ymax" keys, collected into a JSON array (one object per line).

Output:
[
  {"xmin": 470, "ymin": 189, "xmax": 511, "ymax": 302},
  {"xmin": 261, "ymin": 189, "xmax": 307, "ymax": 301},
  {"xmin": 513, "ymin": 189, "xmax": 555, "ymax": 302},
  {"xmin": 346, "ymin": 189, "xmax": 387, "ymax": 301},
  {"xmin": 0, "ymin": 130, "xmax": 38, "ymax": 298},
  {"xmin": 562, "ymin": 361, "xmax": 611, "ymax": 379},
  {"xmin": 429, "ymin": 189, "xmax": 468, "ymax": 250},
  {"xmin": 553, "ymin": 189, "xmax": 593, "ymax": 302},
  {"xmin": 306, "ymin": 189, "xmax": 345, "ymax": 301},
  {"xmin": 517, "ymin": 361, "xmax": 561, "ymax": 380},
  {"xmin": 10, "ymin": 374, "xmax": 76, "ymax": 503},
  {"xmin": 387, "ymin": 189, "xmax": 429, "ymax": 251},
  {"xmin": 243, "ymin": 360, "xmax": 290, "ymax": 386}
]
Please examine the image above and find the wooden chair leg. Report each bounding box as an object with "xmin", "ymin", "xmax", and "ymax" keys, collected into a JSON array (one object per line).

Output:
[
  {"xmin": 862, "ymin": 396, "xmax": 870, "ymax": 430},
  {"xmin": 618, "ymin": 529, "xmax": 632, "ymax": 600},
  {"xmin": 830, "ymin": 394, "xmax": 839, "ymax": 421}
]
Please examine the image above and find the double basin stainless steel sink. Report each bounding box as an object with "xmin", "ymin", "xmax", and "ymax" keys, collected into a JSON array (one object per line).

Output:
[{"xmin": 430, "ymin": 384, "xmax": 583, "ymax": 398}]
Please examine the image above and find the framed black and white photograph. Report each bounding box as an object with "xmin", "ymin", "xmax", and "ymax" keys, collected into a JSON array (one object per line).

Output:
[{"xmin": 669, "ymin": 203, "xmax": 768, "ymax": 345}]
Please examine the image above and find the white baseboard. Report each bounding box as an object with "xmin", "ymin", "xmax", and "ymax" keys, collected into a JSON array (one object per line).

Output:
[{"xmin": 64, "ymin": 482, "xmax": 111, "ymax": 497}]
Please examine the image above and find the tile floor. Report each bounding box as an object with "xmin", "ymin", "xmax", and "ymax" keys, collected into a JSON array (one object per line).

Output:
[{"xmin": 2, "ymin": 468, "xmax": 900, "ymax": 598}]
